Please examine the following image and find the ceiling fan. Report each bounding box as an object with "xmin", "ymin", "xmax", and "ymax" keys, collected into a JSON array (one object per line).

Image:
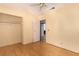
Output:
[{"xmin": 31, "ymin": 3, "xmax": 55, "ymax": 10}]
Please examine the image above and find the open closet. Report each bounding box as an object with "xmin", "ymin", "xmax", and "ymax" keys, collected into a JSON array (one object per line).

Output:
[{"xmin": 0, "ymin": 13, "xmax": 22, "ymax": 47}]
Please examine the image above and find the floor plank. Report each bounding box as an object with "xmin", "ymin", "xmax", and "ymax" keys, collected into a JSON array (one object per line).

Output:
[{"xmin": 0, "ymin": 41, "xmax": 79, "ymax": 56}]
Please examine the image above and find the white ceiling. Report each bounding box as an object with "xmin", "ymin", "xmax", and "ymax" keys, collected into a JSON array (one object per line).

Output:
[
  {"xmin": 0, "ymin": 3, "xmax": 42, "ymax": 15},
  {"xmin": 0, "ymin": 3, "xmax": 63, "ymax": 15}
]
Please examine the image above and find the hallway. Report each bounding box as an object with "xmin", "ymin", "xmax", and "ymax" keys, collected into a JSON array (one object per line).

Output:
[{"xmin": 0, "ymin": 41, "xmax": 79, "ymax": 56}]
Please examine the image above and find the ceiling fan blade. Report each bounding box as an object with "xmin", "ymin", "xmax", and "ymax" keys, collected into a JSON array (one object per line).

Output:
[{"xmin": 50, "ymin": 7, "xmax": 55, "ymax": 10}]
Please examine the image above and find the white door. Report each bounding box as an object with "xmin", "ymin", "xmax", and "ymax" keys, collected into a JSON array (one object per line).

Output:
[{"xmin": 32, "ymin": 20, "xmax": 40, "ymax": 42}]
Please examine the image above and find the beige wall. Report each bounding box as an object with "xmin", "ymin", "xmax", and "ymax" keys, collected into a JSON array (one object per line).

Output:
[{"xmin": 45, "ymin": 4, "xmax": 79, "ymax": 53}]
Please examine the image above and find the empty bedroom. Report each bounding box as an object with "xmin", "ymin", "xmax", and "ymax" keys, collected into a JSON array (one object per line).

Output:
[{"xmin": 0, "ymin": 3, "xmax": 79, "ymax": 56}]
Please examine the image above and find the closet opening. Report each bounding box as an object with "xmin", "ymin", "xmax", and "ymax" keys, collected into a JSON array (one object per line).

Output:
[{"xmin": 0, "ymin": 13, "xmax": 23, "ymax": 47}]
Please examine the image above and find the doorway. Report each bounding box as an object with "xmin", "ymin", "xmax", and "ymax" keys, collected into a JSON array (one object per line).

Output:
[{"xmin": 40, "ymin": 20, "xmax": 46, "ymax": 42}]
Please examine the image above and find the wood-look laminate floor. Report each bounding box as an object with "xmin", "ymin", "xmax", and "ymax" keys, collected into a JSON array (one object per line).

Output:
[{"xmin": 0, "ymin": 41, "xmax": 79, "ymax": 56}]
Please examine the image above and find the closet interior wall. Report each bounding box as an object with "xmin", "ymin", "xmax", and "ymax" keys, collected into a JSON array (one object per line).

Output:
[{"xmin": 0, "ymin": 13, "xmax": 22, "ymax": 47}]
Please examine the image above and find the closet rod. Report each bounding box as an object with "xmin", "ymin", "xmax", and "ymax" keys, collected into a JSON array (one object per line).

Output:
[{"xmin": 0, "ymin": 22, "xmax": 22, "ymax": 24}]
